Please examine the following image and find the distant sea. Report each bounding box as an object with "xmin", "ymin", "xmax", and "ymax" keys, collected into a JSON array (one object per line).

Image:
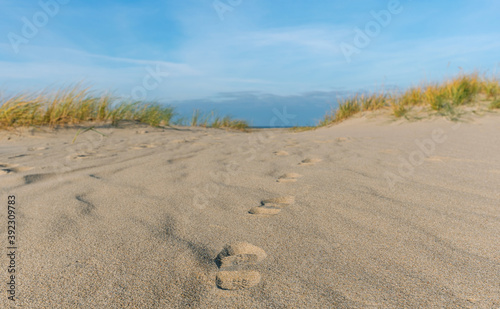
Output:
[{"xmin": 169, "ymin": 100, "xmax": 338, "ymax": 127}]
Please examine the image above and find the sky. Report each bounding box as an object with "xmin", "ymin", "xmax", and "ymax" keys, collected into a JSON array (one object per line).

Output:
[{"xmin": 1, "ymin": 0, "xmax": 499, "ymax": 126}]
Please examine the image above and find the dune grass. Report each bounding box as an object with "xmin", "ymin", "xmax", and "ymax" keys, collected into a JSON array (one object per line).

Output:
[
  {"xmin": 318, "ymin": 95, "xmax": 364, "ymax": 125},
  {"xmin": 336, "ymin": 96, "xmax": 362, "ymax": 121},
  {"xmin": 361, "ymin": 93, "xmax": 388, "ymax": 111},
  {"xmin": 0, "ymin": 86, "xmax": 175, "ymax": 128},
  {"xmin": 187, "ymin": 110, "xmax": 248, "ymax": 130},
  {"xmin": 390, "ymin": 99, "xmax": 409, "ymax": 118},
  {"xmin": 318, "ymin": 72, "xmax": 500, "ymax": 127},
  {"xmin": 2, "ymin": 73, "xmax": 497, "ymax": 132},
  {"xmin": 289, "ymin": 126, "xmax": 316, "ymax": 132},
  {"xmin": 490, "ymin": 99, "xmax": 500, "ymax": 109},
  {"xmin": 0, "ymin": 86, "xmax": 247, "ymax": 130}
]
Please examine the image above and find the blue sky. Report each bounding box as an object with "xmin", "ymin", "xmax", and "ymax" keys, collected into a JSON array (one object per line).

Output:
[{"xmin": 1, "ymin": 0, "xmax": 499, "ymax": 126}]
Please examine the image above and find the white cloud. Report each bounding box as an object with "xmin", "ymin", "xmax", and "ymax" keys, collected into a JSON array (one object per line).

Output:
[
  {"xmin": 239, "ymin": 26, "xmax": 349, "ymax": 54},
  {"xmin": 60, "ymin": 48, "xmax": 202, "ymax": 76}
]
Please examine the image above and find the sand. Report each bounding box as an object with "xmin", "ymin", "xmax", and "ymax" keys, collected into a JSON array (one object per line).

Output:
[{"xmin": 0, "ymin": 114, "xmax": 499, "ymax": 308}]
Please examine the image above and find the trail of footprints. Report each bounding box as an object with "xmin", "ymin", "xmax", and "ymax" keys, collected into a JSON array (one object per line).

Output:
[
  {"xmin": 0, "ymin": 163, "xmax": 33, "ymax": 175},
  {"xmin": 215, "ymin": 152, "xmax": 321, "ymax": 290}
]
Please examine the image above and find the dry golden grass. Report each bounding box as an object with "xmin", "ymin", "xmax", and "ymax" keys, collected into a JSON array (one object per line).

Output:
[
  {"xmin": 0, "ymin": 86, "xmax": 248, "ymax": 130},
  {"xmin": 2, "ymin": 73, "xmax": 497, "ymax": 131},
  {"xmin": 356, "ymin": 93, "xmax": 386, "ymax": 111},
  {"xmin": 289, "ymin": 126, "xmax": 316, "ymax": 132},
  {"xmin": 318, "ymin": 72, "xmax": 500, "ymax": 127},
  {"xmin": 0, "ymin": 86, "xmax": 175, "ymax": 128},
  {"xmin": 490, "ymin": 99, "xmax": 500, "ymax": 109},
  {"xmin": 181, "ymin": 110, "xmax": 248, "ymax": 131}
]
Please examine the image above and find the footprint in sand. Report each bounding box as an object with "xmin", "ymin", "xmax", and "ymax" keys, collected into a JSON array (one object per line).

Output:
[
  {"xmin": 66, "ymin": 150, "xmax": 109, "ymax": 160},
  {"xmin": 23, "ymin": 173, "xmax": 54, "ymax": 185},
  {"xmin": 298, "ymin": 158, "xmax": 322, "ymax": 166},
  {"xmin": 261, "ymin": 196, "xmax": 295, "ymax": 207},
  {"xmin": 273, "ymin": 150, "xmax": 289, "ymax": 156},
  {"xmin": 336, "ymin": 137, "xmax": 351, "ymax": 142},
  {"xmin": 8, "ymin": 154, "xmax": 30, "ymax": 159},
  {"xmin": 215, "ymin": 242, "xmax": 267, "ymax": 290},
  {"xmin": 216, "ymin": 271, "xmax": 261, "ymax": 290},
  {"xmin": 130, "ymin": 144, "xmax": 157, "ymax": 150},
  {"xmin": 27, "ymin": 146, "xmax": 48, "ymax": 151},
  {"xmin": 216, "ymin": 242, "xmax": 267, "ymax": 268},
  {"xmin": 171, "ymin": 137, "xmax": 199, "ymax": 144},
  {"xmin": 248, "ymin": 196, "xmax": 295, "ymax": 216},
  {"xmin": 248, "ymin": 205, "xmax": 281, "ymax": 216},
  {"xmin": 67, "ymin": 153, "xmax": 94, "ymax": 160},
  {"xmin": 0, "ymin": 163, "xmax": 33, "ymax": 175},
  {"xmin": 277, "ymin": 172, "xmax": 302, "ymax": 183}
]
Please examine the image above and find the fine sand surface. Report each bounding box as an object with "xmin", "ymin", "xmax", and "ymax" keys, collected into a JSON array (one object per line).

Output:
[{"xmin": 0, "ymin": 114, "xmax": 499, "ymax": 308}]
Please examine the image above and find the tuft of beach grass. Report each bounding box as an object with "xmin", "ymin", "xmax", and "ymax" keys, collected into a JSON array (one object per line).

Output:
[
  {"xmin": 318, "ymin": 72, "xmax": 500, "ymax": 127},
  {"xmin": 0, "ymin": 86, "xmax": 248, "ymax": 131},
  {"xmin": 0, "ymin": 86, "xmax": 175, "ymax": 129},
  {"xmin": 490, "ymin": 99, "xmax": 500, "ymax": 109}
]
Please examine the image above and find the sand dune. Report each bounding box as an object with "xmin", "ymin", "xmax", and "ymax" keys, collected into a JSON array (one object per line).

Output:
[{"xmin": 1, "ymin": 115, "xmax": 499, "ymax": 308}]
